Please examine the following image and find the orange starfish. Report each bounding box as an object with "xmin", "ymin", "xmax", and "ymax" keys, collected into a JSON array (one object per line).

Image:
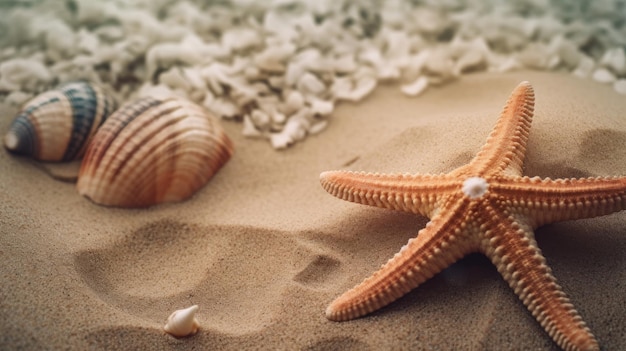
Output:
[{"xmin": 320, "ymin": 81, "xmax": 626, "ymax": 351}]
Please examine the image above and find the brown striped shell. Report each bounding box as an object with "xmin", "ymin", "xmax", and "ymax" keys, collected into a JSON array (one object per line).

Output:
[
  {"xmin": 76, "ymin": 96, "xmax": 234, "ymax": 208},
  {"xmin": 3, "ymin": 82, "xmax": 117, "ymax": 161}
]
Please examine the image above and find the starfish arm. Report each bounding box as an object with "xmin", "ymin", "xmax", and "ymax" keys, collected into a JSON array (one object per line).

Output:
[
  {"xmin": 493, "ymin": 176, "xmax": 626, "ymax": 227},
  {"xmin": 320, "ymin": 170, "xmax": 459, "ymax": 217},
  {"xmin": 481, "ymin": 216, "xmax": 599, "ymax": 351},
  {"xmin": 469, "ymin": 81, "xmax": 535, "ymax": 177},
  {"xmin": 326, "ymin": 196, "xmax": 477, "ymax": 321}
]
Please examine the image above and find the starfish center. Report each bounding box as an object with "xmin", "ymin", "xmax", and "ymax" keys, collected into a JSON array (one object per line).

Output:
[{"xmin": 462, "ymin": 177, "xmax": 489, "ymax": 199}]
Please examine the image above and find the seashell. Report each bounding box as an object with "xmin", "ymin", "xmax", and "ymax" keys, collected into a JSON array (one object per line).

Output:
[
  {"xmin": 4, "ymin": 81, "xmax": 117, "ymax": 162},
  {"xmin": 164, "ymin": 305, "xmax": 200, "ymax": 338},
  {"xmin": 76, "ymin": 96, "xmax": 234, "ymax": 208}
]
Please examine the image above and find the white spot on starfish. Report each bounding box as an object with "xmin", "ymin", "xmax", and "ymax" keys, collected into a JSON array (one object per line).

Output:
[{"xmin": 462, "ymin": 177, "xmax": 489, "ymax": 199}]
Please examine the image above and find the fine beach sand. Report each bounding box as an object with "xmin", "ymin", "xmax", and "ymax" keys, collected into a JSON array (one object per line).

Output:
[{"xmin": 1, "ymin": 71, "xmax": 625, "ymax": 350}]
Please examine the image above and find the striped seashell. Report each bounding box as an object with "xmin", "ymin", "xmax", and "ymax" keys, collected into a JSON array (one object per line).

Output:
[
  {"xmin": 3, "ymin": 81, "xmax": 117, "ymax": 161},
  {"xmin": 76, "ymin": 96, "xmax": 234, "ymax": 208}
]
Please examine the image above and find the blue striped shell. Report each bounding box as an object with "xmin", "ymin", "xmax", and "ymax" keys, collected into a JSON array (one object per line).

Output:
[{"xmin": 3, "ymin": 82, "xmax": 117, "ymax": 161}]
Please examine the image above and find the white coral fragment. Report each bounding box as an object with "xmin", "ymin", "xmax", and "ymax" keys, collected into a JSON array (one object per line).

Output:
[
  {"xmin": 572, "ymin": 56, "xmax": 595, "ymax": 79},
  {"xmin": 401, "ymin": 76, "xmax": 429, "ymax": 97},
  {"xmin": 332, "ymin": 67, "xmax": 378, "ymax": 102},
  {"xmin": 136, "ymin": 83, "xmax": 177, "ymax": 100},
  {"xmin": 592, "ymin": 68, "xmax": 617, "ymax": 84},
  {"xmin": 600, "ymin": 48, "xmax": 626, "ymax": 75},
  {"xmin": 333, "ymin": 54, "xmax": 357, "ymax": 74},
  {"xmin": 5, "ymin": 91, "xmax": 33, "ymax": 107},
  {"xmin": 282, "ymin": 90, "xmax": 305, "ymax": 116},
  {"xmin": 255, "ymin": 42, "xmax": 296, "ymax": 72},
  {"xmin": 270, "ymin": 132, "xmax": 292, "ymax": 149},
  {"xmin": 309, "ymin": 120, "xmax": 329, "ymax": 135},
  {"xmin": 145, "ymin": 40, "xmax": 204, "ymax": 80},
  {"xmin": 348, "ymin": 76, "xmax": 377, "ymax": 101},
  {"xmin": 221, "ymin": 28, "xmax": 262, "ymax": 52},
  {"xmin": 614, "ymin": 79, "xmax": 626, "ymax": 95},
  {"xmin": 203, "ymin": 94, "xmax": 240, "ymax": 119},
  {"xmin": 424, "ymin": 49, "xmax": 454, "ymax": 76},
  {"xmin": 308, "ymin": 97, "xmax": 334, "ymax": 116},
  {"xmin": 297, "ymin": 73, "xmax": 326, "ymax": 95},
  {"xmin": 0, "ymin": 58, "xmax": 52, "ymax": 92},
  {"xmin": 243, "ymin": 115, "xmax": 264, "ymax": 137}
]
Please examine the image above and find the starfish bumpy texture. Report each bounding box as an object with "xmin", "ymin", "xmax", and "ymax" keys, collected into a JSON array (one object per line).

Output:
[{"xmin": 320, "ymin": 81, "xmax": 626, "ymax": 351}]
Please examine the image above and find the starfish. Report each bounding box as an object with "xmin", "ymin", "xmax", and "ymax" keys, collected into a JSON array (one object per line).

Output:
[{"xmin": 320, "ymin": 81, "xmax": 626, "ymax": 351}]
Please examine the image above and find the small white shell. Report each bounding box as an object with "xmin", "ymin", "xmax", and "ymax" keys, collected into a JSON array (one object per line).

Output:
[{"xmin": 164, "ymin": 305, "xmax": 200, "ymax": 338}]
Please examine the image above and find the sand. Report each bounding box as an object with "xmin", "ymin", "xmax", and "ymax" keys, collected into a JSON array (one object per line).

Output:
[{"xmin": 1, "ymin": 71, "xmax": 625, "ymax": 350}]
